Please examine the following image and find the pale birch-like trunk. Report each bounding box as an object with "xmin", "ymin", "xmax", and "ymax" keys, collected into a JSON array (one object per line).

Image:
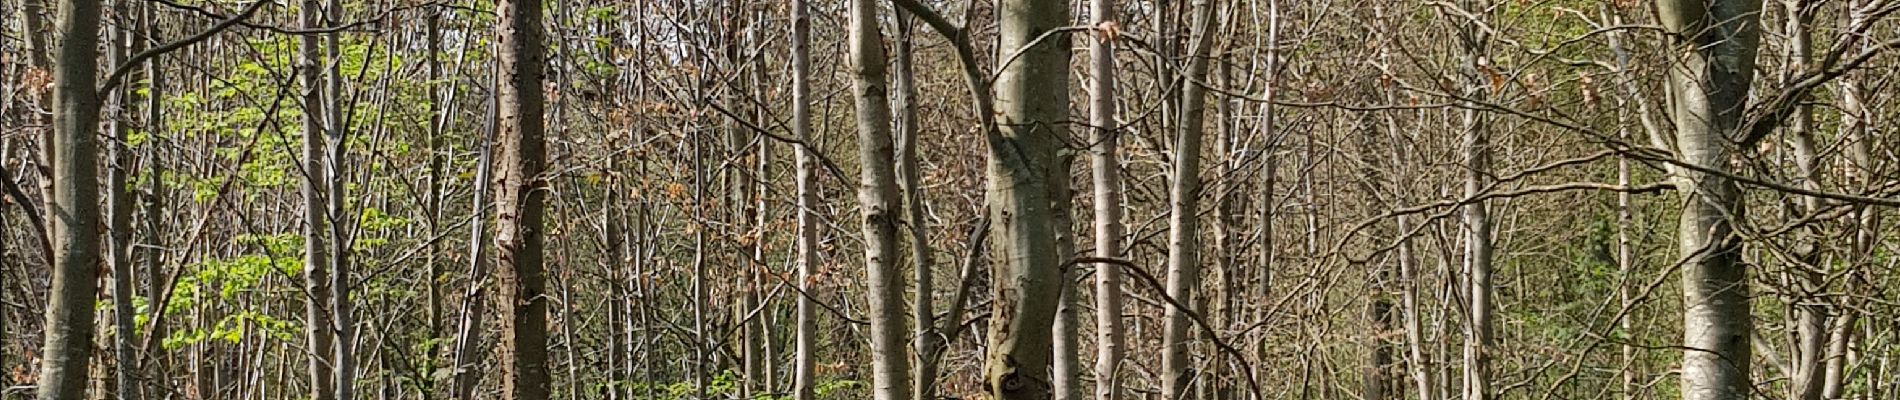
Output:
[
  {"xmin": 791, "ymin": 0, "xmax": 819, "ymax": 396},
  {"xmin": 1088, "ymin": 0, "xmax": 1126, "ymax": 397},
  {"xmin": 1656, "ymin": 1, "xmax": 1763, "ymax": 399},
  {"xmin": 1781, "ymin": 3, "xmax": 1826, "ymax": 400},
  {"xmin": 1162, "ymin": 0, "xmax": 1216, "ymax": 397},
  {"xmin": 1455, "ymin": 4, "xmax": 1494, "ymax": 399},
  {"xmin": 848, "ymin": 0, "xmax": 914, "ymax": 396}
]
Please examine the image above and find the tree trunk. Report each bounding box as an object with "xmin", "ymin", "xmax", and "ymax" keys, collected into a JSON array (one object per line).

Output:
[
  {"xmin": 848, "ymin": 0, "xmax": 914, "ymax": 397},
  {"xmin": 300, "ymin": 0, "xmax": 337, "ymax": 394},
  {"xmin": 494, "ymin": 0, "xmax": 552, "ymax": 395},
  {"xmin": 892, "ymin": 9, "xmax": 942, "ymax": 400},
  {"xmin": 1052, "ymin": 154, "xmax": 1080, "ymax": 400},
  {"xmin": 1088, "ymin": 0, "xmax": 1125, "ymax": 397},
  {"xmin": 986, "ymin": 0, "xmax": 1071, "ymax": 397},
  {"xmin": 33, "ymin": 0, "xmax": 105, "ymax": 394},
  {"xmin": 791, "ymin": 0, "xmax": 819, "ymax": 397},
  {"xmin": 1454, "ymin": 4, "xmax": 1494, "ymax": 400},
  {"xmin": 106, "ymin": 0, "xmax": 141, "ymax": 397},
  {"xmin": 1162, "ymin": 0, "xmax": 1215, "ymax": 397},
  {"xmin": 1781, "ymin": 2, "xmax": 1825, "ymax": 400},
  {"xmin": 1655, "ymin": 1, "xmax": 1762, "ymax": 399}
]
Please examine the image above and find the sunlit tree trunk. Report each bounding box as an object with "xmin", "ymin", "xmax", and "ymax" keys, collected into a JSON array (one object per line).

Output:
[
  {"xmin": 1088, "ymin": 0, "xmax": 1125, "ymax": 397},
  {"xmin": 986, "ymin": 0, "xmax": 1071, "ymax": 397},
  {"xmin": 1655, "ymin": 0, "xmax": 1763, "ymax": 399},
  {"xmin": 848, "ymin": 0, "xmax": 914, "ymax": 396},
  {"xmin": 791, "ymin": 0, "xmax": 819, "ymax": 397},
  {"xmin": 300, "ymin": 0, "xmax": 337, "ymax": 395},
  {"xmin": 1453, "ymin": 3, "xmax": 1494, "ymax": 399},
  {"xmin": 494, "ymin": 0, "xmax": 552, "ymax": 395},
  {"xmin": 1162, "ymin": 0, "xmax": 1215, "ymax": 397}
]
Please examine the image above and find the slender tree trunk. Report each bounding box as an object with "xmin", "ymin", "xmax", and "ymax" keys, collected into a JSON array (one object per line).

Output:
[
  {"xmin": 1163, "ymin": 0, "xmax": 1215, "ymax": 397},
  {"xmin": 451, "ymin": 96, "xmax": 499, "ymax": 400},
  {"xmin": 892, "ymin": 9, "xmax": 942, "ymax": 400},
  {"xmin": 494, "ymin": 0, "xmax": 552, "ymax": 394},
  {"xmin": 790, "ymin": 0, "xmax": 818, "ymax": 396},
  {"xmin": 300, "ymin": 0, "xmax": 338, "ymax": 395},
  {"xmin": 1825, "ymin": 2, "xmax": 1872, "ymax": 397},
  {"xmin": 1088, "ymin": 0, "xmax": 1125, "ymax": 397},
  {"xmin": 848, "ymin": 0, "xmax": 914, "ymax": 396},
  {"xmin": 986, "ymin": 0, "xmax": 1071, "ymax": 397},
  {"xmin": 1052, "ymin": 154, "xmax": 1081, "ymax": 400},
  {"xmin": 424, "ymin": 9, "xmax": 449, "ymax": 384},
  {"xmin": 1655, "ymin": 1, "xmax": 1763, "ymax": 399},
  {"xmin": 325, "ymin": 0, "xmax": 357, "ymax": 395},
  {"xmin": 32, "ymin": 0, "xmax": 105, "ymax": 394},
  {"xmin": 1454, "ymin": 4, "xmax": 1494, "ymax": 399},
  {"xmin": 139, "ymin": 3, "xmax": 168, "ymax": 388},
  {"xmin": 106, "ymin": 1, "xmax": 141, "ymax": 398},
  {"xmin": 1781, "ymin": 2, "xmax": 1827, "ymax": 400}
]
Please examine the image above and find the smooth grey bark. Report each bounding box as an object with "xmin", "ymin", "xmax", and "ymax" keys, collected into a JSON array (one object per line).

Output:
[
  {"xmin": 494, "ymin": 0, "xmax": 552, "ymax": 394},
  {"xmin": 1088, "ymin": 0, "xmax": 1125, "ymax": 398},
  {"xmin": 299, "ymin": 0, "xmax": 336, "ymax": 396},
  {"xmin": 1454, "ymin": 4, "xmax": 1493, "ymax": 399},
  {"xmin": 324, "ymin": 0, "xmax": 356, "ymax": 395},
  {"xmin": 1656, "ymin": 0, "xmax": 1763, "ymax": 399},
  {"xmin": 450, "ymin": 97, "xmax": 497, "ymax": 400},
  {"xmin": 1052, "ymin": 154, "xmax": 1080, "ymax": 400},
  {"xmin": 847, "ymin": 0, "xmax": 913, "ymax": 396},
  {"xmin": 1781, "ymin": 2, "xmax": 1826, "ymax": 400},
  {"xmin": 790, "ymin": 0, "xmax": 818, "ymax": 396},
  {"xmin": 986, "ymin": 0, "xmax": 1071, "ymax": 397},
  {"xmin": 32, "ymin": 0, "xmax": 104, "ymax": 394},
  {"xmin": 105, "ymin": 0, "xmax": 140, "ymax": 397},
  {"xmin": 1162, "ymin": 0, "xmax": 1215, "ymax": 397},
  {"xmin": 892, "ymin": 9, "xmax": 942, "ymax": 400}
]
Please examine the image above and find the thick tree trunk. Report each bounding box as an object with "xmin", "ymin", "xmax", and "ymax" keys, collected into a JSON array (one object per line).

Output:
[
  {"xmin": 1655, "ymin": 1, "xmax": 1762, "ymax": 399},
  {"xmin": 1162, "ymin": 0, "xmax": 1215, "ymax": 397},
  {"xmin": 1088, "ymin": 0, "xmax": 1125, "ymax": 398},
  {"xmin": 847, "ymin": 0, "xmax": 914, "ymax": 396},
  {"xmin": 986, "ymin": 0, "xmax": 1071, "ymax": 397},
  {"xmin": 33, "ymin": 0, "xmax": 105, "ymax": 395},
  {"xmin": 494, "ymin": 0, "xmax": 552, "ymax": 395}
]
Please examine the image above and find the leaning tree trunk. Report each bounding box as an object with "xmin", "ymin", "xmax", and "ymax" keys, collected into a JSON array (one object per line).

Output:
[
  {"xmin": 1655, "ymin": 1, "xmax": 1762, "ymax": 399},
  {"xmin": 847, "ymin": 0, "xmax": 914, "ymax": 397},
  {"xmin": 1162, "ymin": 0, "xmax": 1215, "ymax": 397},
  {"xmin": 986, "ymin": 0, "xmax": 1071, "ymax": 397},
  {"xmin": 33, "ymin": 0, "xmax": 105, "ymax": 395},
  {"xmin": 494, "ymin": 0, "xmax": 552, "ymax": 395}
]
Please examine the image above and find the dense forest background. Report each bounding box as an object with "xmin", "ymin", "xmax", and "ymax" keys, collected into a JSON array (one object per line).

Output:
[{"xmin": 0, "ymin": 0, "xmax": 1896, "ymax": 399}]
